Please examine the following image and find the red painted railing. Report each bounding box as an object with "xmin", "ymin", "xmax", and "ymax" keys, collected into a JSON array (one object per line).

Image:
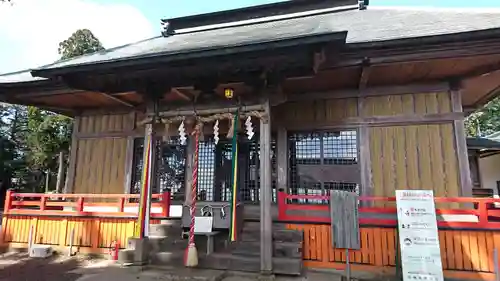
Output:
[
  {"xmin": 3, "ymin": 190, "xmax": 171, "ymax": 218},
  {"xmin": 277, "ymin": 190, "xmax": 500, "ymax": 229}
]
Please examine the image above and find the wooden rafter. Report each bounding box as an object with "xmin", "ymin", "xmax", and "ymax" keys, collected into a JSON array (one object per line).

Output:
[
  {"xmin": 459, "ymin": 61, "xmax": 500, "ymax": 80},
  {"xmin": 313, "ymin": 49, "xmax": 326, "ymax": 73},
  {"xmin": 172, "ymin": 88, "xmax": 191, "ymax": 101},
  {"xmin": 99, "ymin": 92, "xmax": 134, "ymax": 107},
  {"xmin": 358, "ymin": 66, "xmax": 371, "ymax": 90}
]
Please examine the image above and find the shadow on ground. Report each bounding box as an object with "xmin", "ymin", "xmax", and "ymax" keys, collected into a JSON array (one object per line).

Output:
[{"xmin": 0, "ymin": 252, "xmax": 86, "ymax": 281}]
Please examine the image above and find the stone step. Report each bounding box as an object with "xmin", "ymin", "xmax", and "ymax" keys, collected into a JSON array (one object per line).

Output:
[
  {"xmin": 241, "ymin": 221, "xmax": 288, "ymax": 231},
  {"xmin": 117, "ymin": 248, "xmax": 135, "ymax": 264},
  {"xmin": 151, "ymin": 251, "xmax": 302, "ymax": 275},
  {"xmin": 229, "ymin": 241, "xmax": 302, "ymax": 258},
  {"xmin": 198, "ymin": 253, "xmax": 303, "ymax": 275},
  {"xmin": 151, "ymin": 250, "xmax": 185, "ymax": 266},
  {"xmin": 149, "ymin": 221, "xmax": 183, "ymax": 237},
  {"xmin": 148, "ymin": 236, "xmax": 187, "ymax": 253},
  {"xmin": 241, "ymin": 229, "xmax": 303, "ymax": 243}
]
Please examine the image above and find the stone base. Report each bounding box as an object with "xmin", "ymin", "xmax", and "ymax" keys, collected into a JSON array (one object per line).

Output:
[
  {"xmin": 119, "ymin": 237, "xmax": 150, "ymax": 266},
  {"xmin": 258, "ymin": 272, "xmax": 275, "ymax": 281}
]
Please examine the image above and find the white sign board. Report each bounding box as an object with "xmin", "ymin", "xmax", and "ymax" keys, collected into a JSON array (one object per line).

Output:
[
  {"xmin": 194, "ymin": 216, "xmax": 213, "ymax": 233},
  {"xmin": 396, "ymin": 190, "xmax": 443, "ymax": 281}
]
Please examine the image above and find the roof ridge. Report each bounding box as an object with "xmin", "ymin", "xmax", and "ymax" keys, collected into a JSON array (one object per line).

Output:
[
  {"xmin": 172, "ymin": 5, "xmax": 360, "ymax": 36},
  {"xmin": 36, "ymin": 35, "xmax": 163, "ymax": 71},
  {"xmin": 369, "ymin": 6, "xmax": 500, "ymax": 13}
]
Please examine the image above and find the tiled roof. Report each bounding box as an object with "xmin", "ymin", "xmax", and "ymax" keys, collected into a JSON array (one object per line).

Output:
[{"xmin": 4, "ymin": 6, "xmax": 500, "ymax": 82}]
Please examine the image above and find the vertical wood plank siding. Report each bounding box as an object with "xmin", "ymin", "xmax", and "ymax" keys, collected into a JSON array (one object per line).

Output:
[
  {"xmin": 1, "ymin": 215, "xmax": 160, "ymax": 252},
  {"xmin": 276, "ymin": 92, "xmax": 460, "ymax": 206},
  {"xmin": 287, "ymin": 224, "xmax": 500, "ymax": 276},
  {"xmin": 72, "ymin": 113, "xmax": 132, "ymax": 194},
  {"xmin": 368, "ymin": 124, "xmax": 460, "ymax": 208},
  {"xmin": 74, "ymin": 138, "xmax": 127, "ymax": 194}
]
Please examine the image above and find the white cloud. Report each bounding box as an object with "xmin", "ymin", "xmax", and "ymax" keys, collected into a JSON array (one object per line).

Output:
[{"xmin": 0, "ymin": 0, "xmax": 156, "ymax": 74}]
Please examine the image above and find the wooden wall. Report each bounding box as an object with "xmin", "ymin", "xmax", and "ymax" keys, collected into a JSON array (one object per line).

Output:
[
  {"xmin": 70, "ymin": 113, "xmax": 135, "ymax": 194},
  {"xmin": 67, "ymin": 90, "xmax": 464, "ymax": 201},
  {"xmin": 275, "ymin": 91, "xmax": 462, "ymax": 202}
]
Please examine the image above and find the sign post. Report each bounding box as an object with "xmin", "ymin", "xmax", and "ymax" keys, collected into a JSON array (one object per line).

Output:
[{"xmin": 396, "ymin": 190, "xmax": 444, "ymax": 281}]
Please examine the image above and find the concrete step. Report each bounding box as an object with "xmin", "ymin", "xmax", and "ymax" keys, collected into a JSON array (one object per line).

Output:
[
  {"xmin": 241, "ymin": 229, "xmax": 303, "ymax": 243},
  {"xmin": 229, "ymin": 241, "xmax": 302, "ymax": 258}
]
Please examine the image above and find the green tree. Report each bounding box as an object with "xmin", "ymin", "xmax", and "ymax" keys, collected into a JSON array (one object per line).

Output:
[
  {"xmin": 58, "ymin": 29, "xmax": 105, "ymax": 60},
  {"xmin": 465, "ymin": 97, "xmax": 500, "ymax": 137}
]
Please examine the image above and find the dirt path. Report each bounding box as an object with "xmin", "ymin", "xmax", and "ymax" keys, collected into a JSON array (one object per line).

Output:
[{"xmin": 0, "ymin": 252, "xmax": 113, "ymax": 281}]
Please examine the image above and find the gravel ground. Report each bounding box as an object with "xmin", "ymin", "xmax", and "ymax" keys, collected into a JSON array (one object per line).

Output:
[{"xmin": 0, "ymin": 252, "xmax": 113, "ymax": 281}]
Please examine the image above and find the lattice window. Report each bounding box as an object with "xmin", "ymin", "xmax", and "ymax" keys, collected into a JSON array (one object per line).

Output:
[
  {"xmin": 203, "ymin": 134, "xmax": 277, "ymax": 203},
  {"xmin": 130, "ymin": 137, "xmax": 186, "ymax": 201},
  {"xmin": 130, "ymin": 133, "xmax": 277, "ymax": 203},
  {"xmin": 288, "ymin": 130, "xmax": 359, "ymax": 204}
]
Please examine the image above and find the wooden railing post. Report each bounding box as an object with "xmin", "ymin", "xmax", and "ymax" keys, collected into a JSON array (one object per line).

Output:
[
  {"xmin": 39, "ymin": 195, "xmax": 47, "ymax": 211},
  {"xmin": 478, "ymin": 200, "xmax": 488, "ymax": 226},
  {"xmin": 118, "ymin": 198, "xmax": 125, "ymax": 213},
  {"xmin": 76, "ymin": 197, "xmax": 85, "ymax": 213},
  {"xmin": 161, "ymin": 189, "xmax": 171, "ymax": 217},
  {"xmin": 277, "ymin": 189, "xmax": 286, "ymax": 220},
  {"xmin": 4, "ymin": 190, "xmax": 13, "ymax": 212}
]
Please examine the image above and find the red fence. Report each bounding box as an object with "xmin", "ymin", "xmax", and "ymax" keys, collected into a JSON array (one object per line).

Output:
[
  {"xmin": 277, "ymin": 191, "xmax": 500, "ymax": 280},
  {"xmin": 3, "ymin": 190, "xmax": 171, "ymax": 218},
  {"xmin": 277, "ymin": 191, "xmax": 500, "ymax": 229},
  {"xmin": 0, "ymin": 190, "xmax": 172, "ymax": 254}
]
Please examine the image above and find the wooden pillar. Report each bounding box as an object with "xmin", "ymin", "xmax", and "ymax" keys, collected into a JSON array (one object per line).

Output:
[
  {"xmin": 276, "ymin": 127, "xmax": 288, "ymax": 194},
  {"xmin": 63, "ymin": 116, "xmax": 80, "ymax": 194},
  {"xmin": 260, "ymin": 100, "xmax": 273, "ymax": 274},
  {"xmin": 184, "ymin": 137, "xmax": 195, "ymax": 205},
  {"xmin": 123, "ymin": 136, "xmax": 135, "ymax": 194},
  {"xmin": 357, "ymin": 95, "xmax": 372, "ymax": 199},
  {"xmin": 138, "ymin": 123, "xmax": 158, "ymax": 237},
  {"xmin": 451, "ymin": 89, "xmax": 473, "ymax": 198}
]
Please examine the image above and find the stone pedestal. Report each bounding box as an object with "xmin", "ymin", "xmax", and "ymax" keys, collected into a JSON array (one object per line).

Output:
[
  {"xmin": 258, "ymin": 272, "xmax": 275, "ymax": 281},
  {"xmin": 126, "ymin": 237, "xmax": 150, "ymax": 265}
]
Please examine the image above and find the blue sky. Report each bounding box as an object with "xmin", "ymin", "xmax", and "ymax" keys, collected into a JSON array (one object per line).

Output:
[
  {"xmin": 1, "ymin": 0, "xmax": 500, "ymax": 75},
  {"xmin": 100, "ymin": 0, "xmax": 500, "ymax": 22}
]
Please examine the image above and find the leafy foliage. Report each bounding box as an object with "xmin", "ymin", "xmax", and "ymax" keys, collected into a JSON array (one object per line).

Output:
[
  {"xmin": 58, "ymin": 29, "xmax": 104, "ymax": 60},
  {"xmin": 0, "ymin": 29, "xmax": 104, "ymax": 195},
  {"xmin": 465, "ymin": 97, "xmax": 500, "ymax": 137}
]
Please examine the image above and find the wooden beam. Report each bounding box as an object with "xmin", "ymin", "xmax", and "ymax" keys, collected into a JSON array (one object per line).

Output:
[
  {"xmin": 63, "ymin": 117, "xmax": 80, "ymax": 194},
  {"xmin": 184, "ymin": 137, "xmax": 195, "ymax": 206},
  {"xmin": 313, "ymin": 49, "xmax": 326, "ymax": 73},
  {"xmin": 288, "ymin": 82, "xmax": 450, "ymax": 101},
  {"xmin": 99, "ymin": 92, "xmax": 135, "ymax": 107},
  {"xmin": 358, "ymin": 59, "xmax": 371, "ymax": 90},
  {"xmin": 451, "ymin": 90, "xmax": 473, "ymax": 198},
  {"xmin": 329, "ymin": 39, "xmax": 500, "ymax": 68},
  {"xmin": 75, "ymin": 130, "xmax": 138, "ymax": 139},
  {"xmin": 260, "ymin": 100, "xmax": 273, "ymax": 274},
  {"xmin": 280, "ymin": 112, "xmax": 463, "ymax": 130},
  {"xmin": 123, "ymin": 136, "xmax": 135, "ymax": 194},
  {"xmin": 79, "ymin": 107, "xmax": 143, "ymax": 116},
  {"xmin": 457, "ymin": 61, "xmax": 500, "ymax": 81},
  {"xmin": 5, "ymin": 88, "xmax": 85, "ymax": 98},
  {"xmin": 172, "ymin": 88, "xmax": 191, "ymax": 101},
  {"xmin": 472, "ymin": 84, "xmax": 500, "ymax": 109},
  {"xmin": 276, "ymin": 127, "xmax": 288, "ymax": 194},
  {"xmin": 158, "ymin": 104, "xmax": 265, "ymax": 118},
  {"xmin": 357, "ymin": 94, "xmax": 373, "ymax": 203}
]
